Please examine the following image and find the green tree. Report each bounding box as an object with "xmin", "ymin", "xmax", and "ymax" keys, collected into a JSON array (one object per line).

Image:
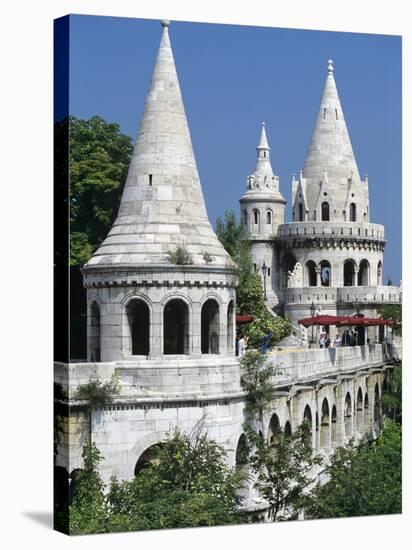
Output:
[
  {"xmin": 249, "ymin": 422, "xmax": 322, "ymax": 521},
  {"xmin": 381, "ymin": 364, "xmax": 402, "ymax": 423},
  {"xmin": 240, "ymin": 350, "xmax": 280, "ymax": 418},
  {"xmin": 69, "ymin": 115, "xmax": 133, "ymax": 266},
  {"xmin": 68, "ymin": 422, "xmax": 245, "ymax": 534},
  {"xmin": 305, "ymin": 420, "xmax": 402, "ymax": 519},
  {"xmin": 216, "ymin": 210, "xmax": 292, "ymax": 347},
  {"xmin": 379, "ymin": 304, "xmax": 402, "ymax": 336},
  {"xmin": 69, "ymin": 442, "xmax": 107, "ymax": 535}
]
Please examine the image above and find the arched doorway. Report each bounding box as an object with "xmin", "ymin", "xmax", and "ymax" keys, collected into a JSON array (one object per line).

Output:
[
  {"xmin": 364, "ymin": 393, "xmax": 369, "ymax": 432},
  {"xmin": 135, "ymin": 444, "xmax": 163, "ymax": 476},
  {"xmin": 306, "ymin": 260, "xmax": 317, "ymax": 287},
  {"xmin": 90, "ymin": 301, "xmax": 101, "ymax": 362},
  {"xmin": 268, "ymin": 414, "xmax": 281, "ymax": 444},
  {"xmin": 344, "ymin": 260, "xmax": 356, "ymax": 286},
  {"xmin": 320, "ymin": 398, "xmax": 330, "ymax": 448},
  {"xmin": 321, "ymin": 201, "xmax": 330, "ymax": 221},
  {"xmin": 164, "ymin": 299, "xmax": 189, "ymax": 355},
  {"xmin": 303, "ymin": 405, "xmax": 313, "ymax": 447},
  {"xmin": 356, "ymin": 387, "xmax": 364, "ymax": 433},
  {"xmin": 284, "ymin": 421, "xmax": 292, "ymax": 438},
  {"xmin": 344, "ymin": 392, "xmax": 352, "ymax": 438},
  {"xmin": 374, "ymin": 383, "xmax": 381, "ymax": 432},
  {"xmin": 201, "ymin": 299, "xmax": 220, "ymax": 354},
  {"xmin": 235, "ymin": 434, "xmax": 249, "ymax": 502},
  {"xmin": 126, "ymin": 299, "xmax": 150, "ymax": 355},
  {"xmin": 320, "ymin": 260, "xmax": 331, "ymax": 287},
  {"xmin": 227, "ymin": 300, "xmax": 235, "ymax": 353},
  {"xmin": 358, "ymin": 260, "xmax": 370, "ymax": 286},
  {"xmin": 331, "ymin": 405, "xmax": 337, "ymax": 446}
]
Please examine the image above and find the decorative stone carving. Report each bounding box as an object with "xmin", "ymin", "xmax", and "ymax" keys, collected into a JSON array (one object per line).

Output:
[{"xmin": 287, "ymin": 262, "xmax": 303, "ymax": 288}]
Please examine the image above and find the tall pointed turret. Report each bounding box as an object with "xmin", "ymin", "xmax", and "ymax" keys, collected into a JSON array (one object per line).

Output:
[
  {"xmin": 85, "ymin": 20, "xmax": 232, "ymax": 269},
  {"xmin": 295, "ymin": 60, "xmax": 369, "ymax": 222},
  {"xmin": 303, "ymin": 59, "xmax": 360, "ymax": 182}
]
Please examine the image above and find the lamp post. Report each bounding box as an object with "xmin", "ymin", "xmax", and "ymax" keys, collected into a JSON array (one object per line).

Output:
[
  {"xmin": 310, "ymin": 301, "xmax": 316, "ymax": 345},
  {"xmin": 262, "ymin": 261, "xmax": 267, "ymax": 301}
]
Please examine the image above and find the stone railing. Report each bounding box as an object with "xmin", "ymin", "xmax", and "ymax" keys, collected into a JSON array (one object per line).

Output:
[
  {"xmin": 285, "ymin": 285, "xmax": 401, "ymax": 305},
  {"xmin": 268, "ymin": 343, "xmax": 394, "ymax": 386},
  {"xmin": 276, "ymin": 221, "xmax": 385, "ymax": 241}
]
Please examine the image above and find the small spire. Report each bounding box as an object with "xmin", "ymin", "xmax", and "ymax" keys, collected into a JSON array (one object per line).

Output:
[
  {"xmin": 161, "ymin": 19, "xmax": 171, "ymax": 27},
  {"xmin": 327, "ymin": 59, "xmax": 334, "ymax": 75},
  {"xmin": 257, "ymin": 122, "xmax": 270, "ymax": 150}
]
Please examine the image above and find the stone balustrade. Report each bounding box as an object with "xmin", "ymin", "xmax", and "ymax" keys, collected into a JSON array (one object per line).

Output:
[
  {"xmin": 54, "ymin": 343, "xmax": 399, "ymax": 404},
  {"xmin": 276, "ymin": 221, "xmax": 385, "ymax": 241},
  {"xmin": 268, "ymin": 343, "xmax": 397, "ymax": 386},
  {"xmin": 284, "ymin": 285, "xmax": 401, "ymax": 305}
]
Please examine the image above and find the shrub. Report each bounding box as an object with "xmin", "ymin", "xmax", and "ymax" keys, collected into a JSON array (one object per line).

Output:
[
  {"xmin": 75, "ymin": 372, "xmax": 120, "ymax": 409},
  {"xmin": 168, "ymin": 243, "xmax": 193, "ymax": 265}
]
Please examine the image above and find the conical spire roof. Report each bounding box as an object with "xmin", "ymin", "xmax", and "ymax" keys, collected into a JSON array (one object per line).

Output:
[
  {"xmin": 85, "ymin": 21, "xmax": 233, "ymax": 270},
  {"xmin": 303, "ymin": 59, "xmax": 360, "ymax": 183}
]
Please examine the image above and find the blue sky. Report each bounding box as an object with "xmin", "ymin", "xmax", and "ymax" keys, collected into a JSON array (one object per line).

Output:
[{"xmin": 68, "ymin": 15, "xmax": 402, "ymax": 284}]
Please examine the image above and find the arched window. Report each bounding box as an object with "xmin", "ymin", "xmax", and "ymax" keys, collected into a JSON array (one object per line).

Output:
[
  {"xmin": 344, "ymin": 393, "xmax": 352, "ymax": 438},
  {"xmin": 321, "ymin": 201, "xmax": 330, "ymax": 221},
  {"xmin": 306, "ymin": 260, "xmax": 317, "ymax": 287},
  {"xmin": 331, "ymin": 405, "xmax": 337, "ymax": 446},
  {"xmin": 320, "ymin": 260, "xmax": 331, "ymax": 287},
  {"xmin": 135, "ymin": 444, "xmax": 163, "ymax": 476},
  {"xmin": 90, "ymin": 301, "xmax": 101, "ymax": 362},
  {"xmin": 298, "ymin": 203, "xmax": 304, "ymax": 221},
  {"xmin": 243, "ymin": 210, "xmax": 248, "ymax": 226},
  {"xmin": 377, "ymin": 261, "xmax": 383, "ymax": 286},
  {"xmin": 356, "ymin": 387, "xmax": 364, "ymax": 433},
  {"xmin": 126, "ymin": 299, "xmax": 150, "ymax": 355},
  {"xmin": 235, "ymin": 434, "xmax": 249, "ymax": 500},
  {"xmin": 350, "ymin": 203, "xmax": 356, "ymax": 222},
  {"xmin": 266, "ymin": 210, "xmax": 272, "ymax": 225},
  {"xmin": 358, "ymin": 259, "xmax": 370, "ymax": 286},
  {"xmin": 320, "ymin": 398, "xmax": 330, "ymax": 448},
  {"xmin": 343, "ymin": 260, "xmax": 356, "ymax": 286},
  {"xmin": 303, "ymin": 405, "xmax": 313, "ymax": 447},
  {"xmin": 253, "ymin": 209, "xmax": 260, "ymax": 226},
  {"xmin": 164, "ymin": 299, "xmax": 189, "ymax": 355},
  {"xmin": 227, "ymin": 300, "xmax": 235, "ymax": 354},
  {"xmin": 282, "ymin": 253, "xmax": 297, "ymax": 288},
  {"xmin": 201, "ymin": 299, "xmax": 219, "ymax": 354}
]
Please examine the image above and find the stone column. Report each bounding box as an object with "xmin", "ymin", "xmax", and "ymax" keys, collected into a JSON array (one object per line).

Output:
[
  {"xmin": 315, "ymin": 266, "xmax": 321, "ymax": 287},
  {"xmin": 191, "ymin": 303, "xmax": 202, "ymax": 357},
  {"xmin": 354, "ymin": 267, "xmax": 359, "ymax": 287},
  {"xmin": 150, "ymin": 303, "xmax": 163, "ymax": 358}
]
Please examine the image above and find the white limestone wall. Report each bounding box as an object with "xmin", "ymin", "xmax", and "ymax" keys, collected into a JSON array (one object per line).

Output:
[{"xmin": 85, "ymin": 278, "xmax": 236, "ymax": 362}]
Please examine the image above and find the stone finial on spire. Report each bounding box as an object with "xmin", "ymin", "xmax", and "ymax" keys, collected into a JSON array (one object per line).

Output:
[
  {"xmin": 327, "ymin": 59, "xmax": 334, "ymax": 75},
  {"xmin": 161, "ymin": 19, "xmax": 171, "ymax": 27}
]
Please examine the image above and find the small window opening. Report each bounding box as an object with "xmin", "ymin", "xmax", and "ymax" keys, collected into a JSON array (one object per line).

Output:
[
  {"xmin": 323, "ymin": 108, "xmax": 327, "ymax": 119},
  {"xmin": 335, "ymin": 109, "xmax": 338, "ymax": 119},
  {"xmin": 267, "ymin": 268, "xmax": 271, "ymax": 277},
  {"xmin": 149, "ymin": 174, "xmax": 153, "ymax": 186}
]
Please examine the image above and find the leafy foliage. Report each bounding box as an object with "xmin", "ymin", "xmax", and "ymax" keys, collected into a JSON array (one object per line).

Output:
[
  {"xmin": 244, "ymin": 313, "xmax": 292, "ymax": 349},
  {"xmin": 75, "ymin": 372, "xmax": 120, "ymax": 409},
  {"xmin": 216, "ymin": 210, "xmax": 292, "ymax": 347},
  {"xmin": 249, "ymin": 422, "xmax": 322, "ymax": 521},
  {"xmin": 240, "ymin": 350, "xmax": 279, "ymax": 416},
  {"xmin": 381, "ymin": 365, "xmax": 402, "ymax": 423},
  {"xmin": 69, "ymin": 116, "xmax": 133, "ymax": 266},
  {"xmin": 305, "ymin": 420, "xmax": 402, "ymax": 519},
  {"xmin": 69, "ymin": 443, "xmax": 107, "ymax": 535},
  {"xmin": 379, "ymin": 304, "xmax": 402, "ymax": 336},
  {"xmin": 167, "ymin": 242, "xmax": 193, "ymax": 265},
  {"xmin": 67, "ymin": 422, "xmax": 245, "ymax": 534}
]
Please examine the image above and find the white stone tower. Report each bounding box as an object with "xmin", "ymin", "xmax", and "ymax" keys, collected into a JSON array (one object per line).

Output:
[
  {"xmin": 82, "ymin": 21, "xmax": 238, "ymax": 365},
  {"xmin": 239, "ymin": 123, "xmax": 286, "ymax": 306},
  {"xmin": 274, "ymin": 60, "xmax": 399, "ymax": 336}
]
